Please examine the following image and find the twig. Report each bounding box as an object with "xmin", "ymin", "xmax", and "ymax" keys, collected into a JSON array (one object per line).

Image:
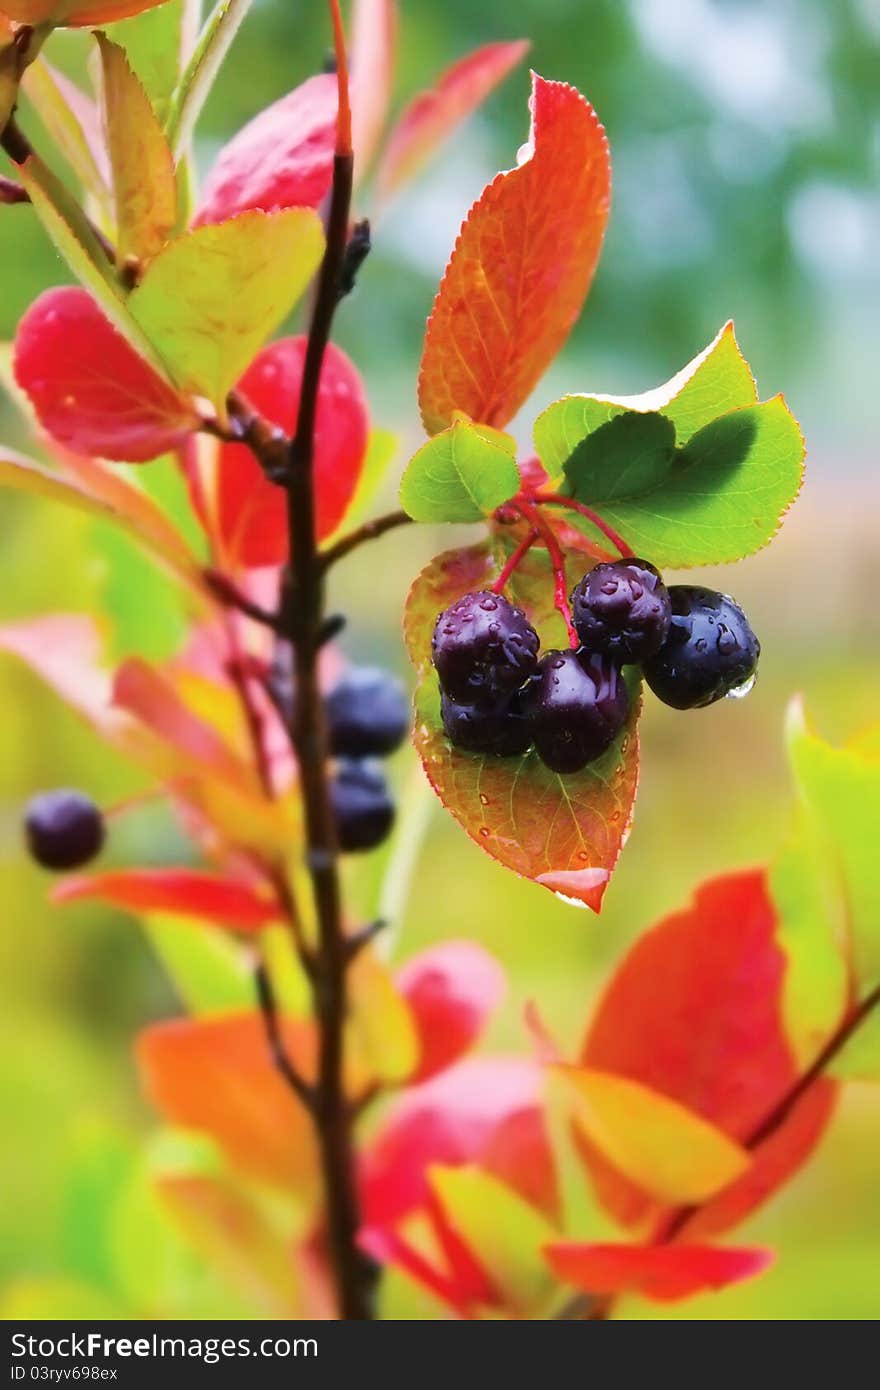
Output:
[
  {"xmin": 1, "ymin": 115, "xmax": 116, "ymax": 265},
  {"xmin": 536, "ymin": 491, "xmax": 633, "ymax": 558},
  {"xmin": 492, "ymin": 528, "xmax": 539, "ymax": 595},
  {"xmin": 254, "ymin": 959, "xmax": 315, "ymax": 1111},
  {"xmin": 319, "ymin": 509, "xmax": 412, "ymax": 572},
  {"xmin": 204, "ymin": 567, "xmax": 284, "ymax": 632},
  {"xmin": 514, "ymin": 497, "xmax": 579, "ymax": 648}
]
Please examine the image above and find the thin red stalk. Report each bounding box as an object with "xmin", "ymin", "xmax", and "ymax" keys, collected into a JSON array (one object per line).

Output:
[
  {"xmin": 492, "ymin": 528, "xmax": 539, "ymax": 595},
  {"xmin": 514, "ymin": 497, "xmax": 579, "ymax": 647},
  {"xmin": 536, "ymin": 491, "xmax": 633, "ymax": 558}
]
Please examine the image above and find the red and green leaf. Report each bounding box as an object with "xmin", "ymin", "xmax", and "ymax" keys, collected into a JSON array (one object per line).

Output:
[
  {"xmin": 579, "ymin": 870, "xmax": 837, "ymax": 1236},
  {"xmin": 14, "ymin": 286, "xmax": 198, "ymax": 463},
  {"xmin": 404, "ymin": 535, "xmax": 639, "ymax": 911},
  {"xmin": 194, "ymin": 74, "xmax": 337, "ymax": 227},
  {"xmin": 377, "ymin": 39, "xmax": 529, "ymax": 201},
  {"xmin": 215, "ymin": 337, "xmax": 369, "ymax": 568},
  {"xmin": 396, "ymin": 941, "xmax": 506, "ymax": 1082},
  {"xmin": 418, "ymin": 73, "xmax": 610, "ymax": 435}
]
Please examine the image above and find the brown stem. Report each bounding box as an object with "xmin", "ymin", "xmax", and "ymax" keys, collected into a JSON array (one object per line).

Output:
[
  {"xmin": 254, "ymin": 959, "xmax": 315, "ymax": 1112},
  {"xmin": 1, "ymin": 115, "xmax": 116, "ymax": 265},
  {"xmin": 319, "ymin": 509, "xmax": 412, "ymax": 572},
  {"xmin": 281, "ymin": 10, "xmax": 377, "ymax": 1316}
]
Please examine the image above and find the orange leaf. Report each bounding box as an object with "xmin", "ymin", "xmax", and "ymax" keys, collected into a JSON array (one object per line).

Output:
[
  {"xmin": 137, "ymin": 1013, "xmax": 319, "ymax": 1197},
  {"xmin": 418, "ymin": 72, "xmax": 610, "ymax": 435},
  {"xmin": 1, "ymin": 0, "xmax": 173, "ymax": 25},
  {"xmin": 52, "ymin": 868, "xmax": 281, "ymax": 932},
  {"xmin": 544, "ymin": 1241, "xmax": 772, "ymax": 1302}
]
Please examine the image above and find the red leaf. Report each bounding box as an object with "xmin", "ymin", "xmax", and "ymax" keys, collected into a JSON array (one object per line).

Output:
[
  {"xmin": 377, "ymin": 40, "xmax": 530, "ymax": 200},
  {"xmin": 0, "ymin": 613, "xmax": 115, "ymax": 734},
  {"xmin": 14, "ymin": 287, "xmax": 198, "ymax": 463},
  {"xmin": 52, "ymin": 868, "xmax": 281, "ymax": 931},
  {"xmin": 418, "ymin": 73, "xmax": 610, "ymax": 435},
  {"xmin": 544, "ymin": 1241, "xmax": 772, "ymax": 1302},
  {"xmin": 350, "ymin": 0, "xmax": 397, "ymax": 173},
  {"xmin": 396, "ymin": 941, "xmax": 505, "ymax": 1082},
  {"xmin": 404, "ymin": 536, "xmax": 638, "ymax": 911},
  {"xmin": 194, "ymin": 75, "xmax": 337, "ymax": 227},
  {"xmin": 2, "ymin": 0, "xmax": 172, "ymax": 24},
  {"xmin": 580, "ymin": 870, "xmax": 837, "ymax": 1235},
  {"xmin": 360, "ymin": 1056, "xmax": 556, "ymax": 1227},
  {"xmin": 137, "ymin": 1013, "xmax": 319, "ymax": 1195},
  {"xmin": 216, "ymin": 337, "xmax": 369, "ymax": 568}
]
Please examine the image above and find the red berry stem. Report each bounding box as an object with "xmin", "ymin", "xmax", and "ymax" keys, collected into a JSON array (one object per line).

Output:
[
  {"xmin": 492, "ymin": 527, "xmax": 539, "ymax": 595},
  {"xmin": 536, "ymin": 491, "xmax": 633, "ymax": 558},
  {"xmin": 514, "ymin": 497, "xmax": 579, "ymax": 648}
]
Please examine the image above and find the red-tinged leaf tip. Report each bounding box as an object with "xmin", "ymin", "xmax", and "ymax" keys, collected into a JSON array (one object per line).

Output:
[
  {"xmin": 396, "ymin": 941, "xmax": 506, "ymax": 1082},
  {"xmin": 194, "ymin": 75, "xmax": 338, "ymax": 227},
  {"xmin": 137, "ymin": 1013, "xmax": 319, "ymax": 1195},
  {"xmin": 216, "ymin": 337, "xmax": 369, "ymax": 568},
  {"xmin": 580, "ymin": 869, "xmax": 837, "ymax": 1236},
  {"xmin": 544, "ymin": 1241, "xmax": 773, "ymax": 1302},
  {"xmin": 328, "ymin": 0, "xmax": 353, "ymax": 156},
  {"xmin": 377, "ymin": 39, "xmax": 531, "ymax": 200},
  {"xmin": 418, "ymin": 72, "xmax": 610, "ymax": 435},
  {"xmin": 404, "ymin": 539, "xmax": 639, "ymax": 912},
  {"xmin": 14, "ymin": 287, "xmax": 197, "ymax": 463},
  {"xmin": 51, "ymin": 868, "xmax": 282, "ymax": 932}
]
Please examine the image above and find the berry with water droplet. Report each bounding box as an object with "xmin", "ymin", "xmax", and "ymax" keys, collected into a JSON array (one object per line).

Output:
[
  {"xmin": 24, "ymin": 789, "xmax": 105, "ymax": 870},
  {"xmin": 432, "ymin": 590, "xmax": 539, "ymax": 706},
  {"xmin": 325, "ymin": 666, "xmax": 408, "ymax": 757},
  {"xmin": 441, "ymin": 691, "xmax": 532, "ymax": 757},
  {"xmin": 525, "ymin": 649, "xmax": 629, "ymax": 774},
  {"xmin": 643, "ymin": 585, "xmax": 759, "ymax": 709},
  {"xmin": 571, "ymin": 558, "xmax": 671, "ymax": 662},
  {"xmin": 329, "ymin": 760, "xmax": 395, "ymax": 852}
]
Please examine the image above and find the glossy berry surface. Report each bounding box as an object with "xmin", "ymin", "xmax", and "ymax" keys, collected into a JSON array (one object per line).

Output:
[
  {"xmin": 24, "ymin": 789, "xmax": 105, "ymax": 871},
  {"xmin": 643, "ymin": 585, "xmax": 760, "ymax": 710},
  {"xmin": 330, "ymin": 760, "xmax": 395, "ymax": 852},
  {"xmin": 432, "ymin": 590, "xmax": 539, "ymax": 706},
  {"xmin": 525, "ymin": 649, "xmax": 629, "ymax": 775},
  {"xmin": 441, "ymin": 692, "xmax": 532, "ymax": 758},
  {"xmin": 325, "ymin": 666, "xmax": 409, "ymax": 757},
  {"xmin": 571, "ymin": 557, "xmax": 671, "ymax": 663}
]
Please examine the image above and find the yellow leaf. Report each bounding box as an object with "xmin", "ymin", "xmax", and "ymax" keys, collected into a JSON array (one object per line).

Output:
[{"xmin": 347, "ymin": 949, "xmax": 419, "ymax": 1085}]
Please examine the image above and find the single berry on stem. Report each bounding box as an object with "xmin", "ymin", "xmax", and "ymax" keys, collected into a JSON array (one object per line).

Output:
[
  {"xmin": 24, "ymin": 789, "xmax": 105, "ymax": 870},
  {"xmin": 643, "ymin": 585, "xmax": 760, "ymax": 709},
  {"xmin": 525, "ymin": 649, "xmax": 629, "ymax": 774},
  {"xmin": 571, "ymin": 558, "xmax": 671, "ymax": 663},
  {"xmin": 329, "ymin": 760, "xmax": 395, "ymax": 852},
  {"xmin": 441, "ymin": 690, "xmax": 532, "ymax": 757},
  {"xmin": 432, "ymin": 591, "xmax": 539, "ymax": 706},
  {"xmin": 325, "ymin": 666, "xmax": 408, "ymax": 757}
]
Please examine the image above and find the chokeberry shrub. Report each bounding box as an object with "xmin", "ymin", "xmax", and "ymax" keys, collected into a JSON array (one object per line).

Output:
[{"xmin": 1, "ymin": 0, "xmax": 877, "ymax": 1324}]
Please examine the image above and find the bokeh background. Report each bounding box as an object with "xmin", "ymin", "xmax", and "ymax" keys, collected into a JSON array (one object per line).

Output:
[{"xmin": 2, "ymin": 0, "xmax": 879, "ymax": 1320}]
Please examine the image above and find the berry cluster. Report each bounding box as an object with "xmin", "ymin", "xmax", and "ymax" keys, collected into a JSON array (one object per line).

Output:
[
  {"xmin": 324, "ymin": 666, "xmax": 408, "ymax": 851},
  {"xmin": 432, "ymin": 560, "xmax": 759, "ymax": 775}
]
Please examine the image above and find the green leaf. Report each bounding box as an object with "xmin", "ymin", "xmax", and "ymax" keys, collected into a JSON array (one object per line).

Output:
[
  {"xmin": 429, "ymin": 1165, "xmax": 559, "ymax": 1315},
  {"xmin": 331, "ymin": 426, "xmax": 398, "ymax": 534},
  {"xmin": 96, "ymin": 32, "xmax": 177, "ymax": 266},
  {"xmin": 165, "ymin": 0, "xmax": 254, "ymax": 157},
  {"xmin": 399, "ymin": 419, "xmax": 521, "ymax": 523},
  {"xmin": 129, "ymin": 208, "xmax": 324, "ymax": 409},
  {"xmin": 770, "ymin": 833, "xmax": 849, "ymax": 1069},
  {"xmin": 105, "ymin": 0, "xmax": 199, "ymax": 122},
  {"xmin": 142, "ymin": 914, "xmax": 254, "ymax": 1015},
  {"xmin": 533, "ymin": 321, "xmax": 758, "ymax": 475},
  {"xmin": 562, "ymin": 398, "xmax": 804, "ymax": 568},
  {"xmin": 23, "ymin": 58, "xmax": 110, "ymax": 210},
  {"xmin": 787, "ymin": 701, "xmax": 880, "ymax": 991},
  {"xmin": 561, "ymin": 410, "xmax": 676, "ymax": 503}
]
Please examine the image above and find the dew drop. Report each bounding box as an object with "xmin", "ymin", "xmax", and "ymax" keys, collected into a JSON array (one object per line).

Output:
[
  {"xmin": 479, "ymin": 793, "xmax": 490, "ymax": 806},
  {"xmin": 610, "ymin": 810, "xmax": 620, "ymax": 822},
  {"xmin": 726, "ymin": 673, "xmax": 756, "ymax": 700},
  {"xmin": 479, "ymin": 825, "xmax": 491, "ymax": 837},
  {"xmin": 576, "ymin": 850, "xmax": 590, "ymax": 862}
]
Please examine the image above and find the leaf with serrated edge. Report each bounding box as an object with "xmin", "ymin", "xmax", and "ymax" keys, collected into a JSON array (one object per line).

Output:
[
  {"xmin": 96, "ymin": 33, "xmax": 177, "ymax": 266},
  {"xmin": 561, "ymin": 397, "xmax": 805, "ymax": 567},
  {"xmin": 418, "ymin": 73, "xmax": 610, "ymax": 435},
  {"xmin": 404, "ymin": 535, "xmax": 639, "ymax": 911},
  {"xmin": 128, "ymin": 209, "xmax": 324, "ymax": 409},
  {"xmin": 534, "ymin": 321, "xmax": 758, "ymax": 476},
  {"xmin": 399, "ymin": 419, "xmax": 521, "ymax": 523}
]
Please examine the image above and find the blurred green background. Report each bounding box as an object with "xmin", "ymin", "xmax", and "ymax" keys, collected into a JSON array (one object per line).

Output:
[{"xmin": 1, "ymin": 0, "xmax": 879, "ymax": 1320}]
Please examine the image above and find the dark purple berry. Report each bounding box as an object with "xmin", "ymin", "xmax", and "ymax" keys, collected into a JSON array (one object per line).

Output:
[
  {"xmin": 524, "ymin": 649, "xmax": 629, "ymax": 774},
  {"xmin": 330, "ymin": 760, "xmax": 395, "ymax": 852},
  {"xmin": 643, "ymin": 585, "xmax": 759, "ymax": 710},
  {"xmin": 571, "ymin": 558, "xmax": 671, "ymax": 663},
  {"xmin": 440, "ymin": 691, "xmax": 532, "ymax": 757},
  {"xmin": 432, "ymin": 590, "xmax": 539, "ymax": 707},
  {"xmin": 325, "ymin": 666, "xmax": 408, "ymax": 758},
  {"xmin": 24, "ymin": 789, "xmax": 105, "ymax": 871}
]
